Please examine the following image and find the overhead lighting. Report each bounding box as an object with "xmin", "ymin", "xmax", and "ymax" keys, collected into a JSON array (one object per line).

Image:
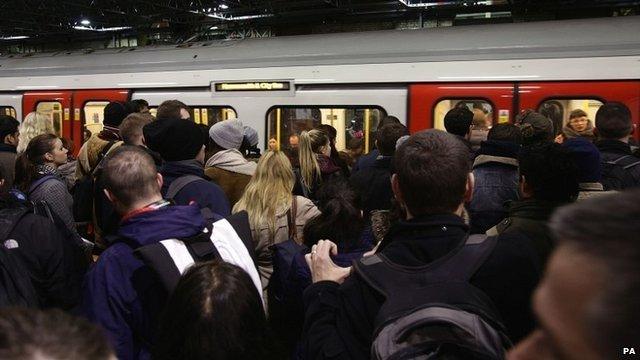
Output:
[
  {"xmin": 0, "ymin": 35, "xmax": 29, "ymax": 40},
  {"xmin": 219, "ymin": 4, "xmax": 229, "ymax": 9},
  {"xmin": 398, "ymin": 0, "xmax": 501, "ymax": 7},
  {"xmin": 73, "ymin": 25, "xmax": 132, "ymax": 32},
  {"xmin": 191, "ymin": 9, "xmax": 271, "ymax": 21},
  {"xmin": 210, "ymin": 26, "xmax": 219, "ymax": 30},
  {"xmin": 80, "ymin": 19, "xmax": 91, "ymax": 25}
]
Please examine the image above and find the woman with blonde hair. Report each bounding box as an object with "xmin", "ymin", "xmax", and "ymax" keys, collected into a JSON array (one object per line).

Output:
[
  {"xmin": 233, "ymin": 150, "xmax": 320, "ymax": 289},
  {"xmin": 294, "ymin": 129, "xmax": 342, "ymax": 200},
  {"xmin": 17, "ymin": 112, "xmax": 55, "ymax": 153}
]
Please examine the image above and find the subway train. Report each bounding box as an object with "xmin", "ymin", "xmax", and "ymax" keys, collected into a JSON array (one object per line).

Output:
[{"xmin": 0, "ymin": 16, "xmax": 638, "ymax": 152}]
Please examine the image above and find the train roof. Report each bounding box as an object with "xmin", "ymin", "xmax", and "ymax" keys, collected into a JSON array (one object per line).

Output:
[{"xmin": 0, "ymin": 16, "xmax": 639, "ymax": 78}]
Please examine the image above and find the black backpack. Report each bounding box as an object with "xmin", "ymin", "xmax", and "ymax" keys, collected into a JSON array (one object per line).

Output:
[
  {"xmin": 0, "ymin": 206, "xmax": 40, "ymax": 307},
  {"xmin": 601, "ymin": 154, "xmax": 640, "ymax": 190},
  {"xmin": 353, "ymin": 234, "xmax": 511, "ymax": 360}
]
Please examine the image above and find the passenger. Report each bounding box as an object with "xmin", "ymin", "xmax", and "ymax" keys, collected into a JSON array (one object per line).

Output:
[
  {"xmin": 268, "ymin": 137, "xmax": 278, "ymax": 151},
  {"xmin": 508, "ymin": 191, "xmax": 640, "ymax": 360},
  {"xmin": 155, "ymin": 99, "xmax": 190, "ymax": 121},
  {"xmin": 0, "ymin": 115, "xmax": 20, "ymax": 190},
  {"xmin": 317, "ymin": 124, "xmax": 350, "ymax": 177},
  {"xmin": 154, "ymin": 261, "xmax": 281, "ymax": 360},
  {"xmin": 469, "ymin": 108, "xmax": 490, "ymax": 151},
  {"xmin": 75, "ymin": 101, "xmax": 129, "ymax": 180},
  {"xmin": 285, "ymin": 133, "xmax": 300, "ymax": 165},
  {"xmin": 469, "ymin": 123, "xmax": 522, "ymax": 234},
  {"xmin": 119, "ymin": 113, "xmax": 162, "ymax": 168},
  {"xmin": 338, "ymin": 137, "xmax": 363, "ymax": 170},
  {"xmin": 82, "ymin": 145, "xmax": 210, "ymax": 360},
  {"xmin": 350, "ymin": 123, "xmax": 408, "ymax": 216},
  {"xmin": 233, "ymin": 150, "xmax": 319, "ymax": 289},
  {"xmin": 125, "ymin": 99, "xmax": 150, "ymax": 114},
  {"xmin": 594, "ymin": 102, "xmax": 640, "ymax": 189},
  {"xmin": 57, "ymin": 138, "xmax": 78, "ymax": 191},
  {"xmin": 556, "ymin": 109, "xmax": 595, "ymax": 143},
  {"xmin": 15, "ymin": 134, "xmax": 81, "ymax": 241},
  {"xmin": 443, "ymin": 107, "xmax": 474, "ymax": 159},
  {"xmin": 240, "ymin": 125, "xmax": 261, "ymax": 160},
  {"xmin": 16, "ymin": 112, "xmax": 54, "ymax": 154},
  {"xmin": 205, "ymin": 119, "xmax": 257, "ymax": 206},
  {"xmin": 303, "ymin": 130, "xmax": 542, "ymax": 358},
  {"xmin": 143, "ymin": 118, "xmax": 230, "ymax": 217},
  {"xmin": 487, "ymin": 142, "xmax": 578, "ymax": 265},
  {"xmin": 514, "ymin": 109, "xmax": 555, "ymax": 145},
  {"xmin": 0, "ymin": 308, "xmax": 115, "ymax": 360},
  {"xmin": 563, "ymin": 137, "xmax": 610, "ymax": 200},
  {"xmin": 0, "ymin": 166, "xmax": 84, "ymax": 309},
  {"xmin": 352, "ymin": 115, "xmax": 400, "ymax": 173},
  {"xmin": 293, "ymin": 129, "xmax": 342, "ymax": 200}
]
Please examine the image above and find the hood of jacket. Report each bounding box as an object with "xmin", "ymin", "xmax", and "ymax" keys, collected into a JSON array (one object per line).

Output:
[
  {"xmin": 205, "ymin": 149, "xmax": 256, "ymax": 176},
  {"xmin": 118, "ymin": 204, "xmax": 206, "ymax": 247}
]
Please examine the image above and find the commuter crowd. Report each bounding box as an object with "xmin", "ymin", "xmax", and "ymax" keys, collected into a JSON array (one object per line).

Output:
[{"xmin": 0, "ymin": 98, "xmax": 638, "ymax": 360}]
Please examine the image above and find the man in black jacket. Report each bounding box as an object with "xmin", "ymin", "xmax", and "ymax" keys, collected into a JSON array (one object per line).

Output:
[{"xmin": 303, "ymin": 130, "xmax": 542, "ymax": 359}]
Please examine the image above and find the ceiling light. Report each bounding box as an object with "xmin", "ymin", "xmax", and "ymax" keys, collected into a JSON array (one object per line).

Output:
[
  {"xmin": 219, "ymin": 4, "xmax": 229, "ymax": 9},
  {"xmin": 0, "ymin": 35, "xmax": 29, "ymax": 40},
  {"xmin": 210, "ymin": 26, "xmax": 219, "ymax": 30},
  {"xmin": 80, "ymin": 19, "xmax": 91, "ymax": 25}
]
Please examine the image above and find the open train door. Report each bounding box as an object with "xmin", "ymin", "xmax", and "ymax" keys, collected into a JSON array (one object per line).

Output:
[
  {"xmin": 518, "ymin": 81, "xmax": 640, "ymax": 139},
  {"xmin": 408, "ymin": 83, "xmax": 515, "ymax": 134},
  {"xmin": 22, "ymin": 91, "xmax": 73, "ymax": 140},
  {"xmin": 72, "ymin": 89, "xmax": 130, "ymax": 148}
]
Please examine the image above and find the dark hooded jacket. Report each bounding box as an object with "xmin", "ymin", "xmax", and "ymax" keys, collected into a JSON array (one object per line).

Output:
[
  {"xmin": 596, "ymin": 139, "xmax": 640, "ymax": 189},
  {"xmin": 82, "ymin": 204, "xmax": 206, "ymax": 360},
  {"xmin": 350, "ymin": 155, "xmax": 394, "ymax": 214},
  {"xmin": 0, "ymin": 143, "xmax": 17, "ymax": 190}
]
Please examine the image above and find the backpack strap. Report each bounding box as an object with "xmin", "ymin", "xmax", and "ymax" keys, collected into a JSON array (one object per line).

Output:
[
  {"xmin": 92, "ymin": 140, "xmax": 118, "ymax": 176},
  {"xmin": 165, "ymin": 175, "xmax": 206, "ymax": 200},
  {"xmin": 287, "ymin": 197, "xmax": 298, "ymax": 243},
  {"xmin": 606, "ymin": 154, "xmax": 640, "ymax": 169},
  {"xmin": 27, "ymin": 175, "xmax": 58, "ymax": 196}
]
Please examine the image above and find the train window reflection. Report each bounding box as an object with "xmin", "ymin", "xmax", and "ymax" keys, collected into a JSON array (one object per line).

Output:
[
  {"xmin": 433, "ymin": 99, "xmax": 494, "ymax": 131},
  {"xmin": 84, "ymin": 101, "xmax": 110, "ymax": 135},
  {"xmin": 266, "ymin": 106, "xmax": 386, "ymax": 153},
  {"xmin": 36, "ymin": 101, "xmax": 63, "ymax": 137},
  {"xmin": 148, "ymin": 106, "xmax": 236, "ymax": 126},
  {"xmin": 0, "ymin": 107, "xmax": 16, "ymax": 119},
  {"xmin": 538, "ymin": 99, "xmax": 603, "ymax": 137}
]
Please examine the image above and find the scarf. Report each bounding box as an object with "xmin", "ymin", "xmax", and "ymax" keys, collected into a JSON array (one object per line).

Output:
[
  {"xmin": 562, "ymin": 120, "xmax": 595, "ymax": 140},
  {"xmin": 205, "ymin": 149, "xmax": 257, "ymax": 176}
]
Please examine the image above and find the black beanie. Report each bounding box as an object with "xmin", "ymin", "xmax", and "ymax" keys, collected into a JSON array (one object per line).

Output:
[
  {"xmin": 103, "ymin": 102, "xmax": 130, "ymax": 128},
  {"xmin": 143, "ymin": 118, "xmax": 204, "ymax": 161},
  {"xmin": 0, "ymin": 115, "xmax": 19, "ymax": 140}
]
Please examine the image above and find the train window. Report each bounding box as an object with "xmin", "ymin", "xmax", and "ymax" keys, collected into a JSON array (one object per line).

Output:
[
  {"xmin": 0, "ymin": 107, "xmax": 16, "ymax": 119},
  {"xmin": 148, "ymin": 106, "xmax": 236, "ymax": 126},
  {"xmin": 538, "ymin": 99, "xmax": 604, "ymax": 136},
  {"xmin": 84, "ymin": 101, "xmax": 110, "ymax": 135},
  {"xmin": 433, "ymin": 99, "xmax": 494, "ymax": 131},
  {"xmin": 35, "ymin": 101, "xmax": 63, "ymax": 137},
  {"xmin": 266, "ymin": 106, "xmax": 386, "ymax": 153}
]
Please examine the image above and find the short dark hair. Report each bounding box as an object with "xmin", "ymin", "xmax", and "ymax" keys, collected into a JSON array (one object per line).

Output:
[
  {"xmin": 595, "ymin": 102, "xmax": 632, "ymax": 139},
  {"xmin": 376, "ymin": 123, "xmax": 409, "ymax": 156},
  {"xmin": 444, "ymin": 108, "xmax": 473, "ymax": 137},
  {"xmin": 393, "ymin": 130, "xmax": 470, "ymax": 216},
  {"xmin": 126, "ymin": 99, "xmax": 149, "ymax": 113},
  {"xmin": 0, "ymin": 115, "xmax": 19, "ymax": 141},
  {"xmin": 0, "ymin": 308, "xmax": 114, "ymax": 360},
  {"xmin": 102, "ymin": 145, "xmax": 159, "ymax": 208},
  {"xmin": 376, "ymin": 115, "xmax": 401, "ymax": 131},
  {"xmin": 154, "ymin": 261, "xmax": 280, "ymax": 360},
  {"xmin": 519, "ymin": 142, "xmax": 579, "ymax": 202},
  {"xmin": 569, "ymin": 109, "xmax": 588, "ymax": 119},
  {"xmin": 549, "ymin": 190, "xmax": 640, "ymax": 357},
  {"xmin": 156, "ymin": 100, "xmax": 189, "ymax": 121},
  {"xmin": 488, "ymin": 123, "xmax": 522, "ymax": 144},
  {"xmin": 304, "ymin": 179, "xmax": 364, "ymax": 250}
]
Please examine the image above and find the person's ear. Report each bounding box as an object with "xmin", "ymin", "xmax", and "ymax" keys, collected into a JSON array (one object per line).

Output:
[
  {"xmin": 391, "ymin": 173, "xmax": 403, "ymax": 206},
  {"xmin": 43, "ymin": 151, "xmax": 55, "ymax": 162},
  {"xmin": 156, "ymin": 173, "xmax": 164, "ymax": 190},
  {"xmin": 464, "ymin": 172, "xmax": 475, "ymax": 203},
  {"xmin": 520, "ymin": 175, "xmax": 535, "ymax": 198}
]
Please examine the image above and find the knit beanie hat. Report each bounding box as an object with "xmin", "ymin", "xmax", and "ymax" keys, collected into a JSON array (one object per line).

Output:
[
  {"xmin": 563, "ymin": 137, "xmax": 602, "ymax": 183},
  {"xmin": 515, "ymin": 110, "xmax": 554, "ymax": 145},
  {"xmin": 103, "ymin": 102, "xmax": 131, "ymax": 128},
  {"xmin": 243, "ymin": 125, "xmax": 259, "ymax": 147},
  {"xmin": 209, "ymin": 119, "xmax": 244, "ymax": 150},
  {"xmin": 0, "ymin": 115, "xmax": 19, "ymax": 140},
  {"xmin": 143, "ymin": 118, "xmax": 205, "ymax": 161}
]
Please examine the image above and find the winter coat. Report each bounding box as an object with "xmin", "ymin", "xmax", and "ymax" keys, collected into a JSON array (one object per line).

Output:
[
  {"xmin": 160, "ymin": 160, "xmax": 230, "ymax": 217},
  {"xmin": 302, "ymin": 214, "xmax": 542, "ymax": 360},
  {"xmin": 0, "ymin": 143, "xmax": 17, "ymax": 190},
  {"xmin": 82, "ymin": 204, "xmax": 206, "ymax": 360},
  {"xmin": 486, "ymin": 199, "xmax": 564, "ymax": 266},
  {"xmin": 28, "ymin": 174, "xmax": 80, "ymax": 241},
  {"xmin": 469, "ymin": 140, "xmax": 520, "ymax": 234},
  {"xmin": 252, "ymin": 195, "xmax": 320, "ymax": 289},
  {"xmin": 75, "ymin": 128, "xmax": 122, "ymax": 181},
  {"xmin": 349, "ymin": 156, "xmax": 394, "ymax": 214},
  {"xmin": 351, "ymin": 149, "xmax": 378, "ymax": 173},
  {"xmin": 561, "ymin": 120, "xmax": 595, "ymax": 142},
  {"xmin": 596, "ymin": 139, "xmax": 640, "ymax": 189},
  {"xmin": 204, "ymin": 149, "xmax": 255, "ymax": 206},
  {"xmin": 1, "ymin": 198, "xmax": 85, "ymax": 309}
]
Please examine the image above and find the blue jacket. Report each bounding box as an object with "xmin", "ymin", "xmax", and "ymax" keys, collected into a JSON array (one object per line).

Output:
[
  {"xmin": 351, "ymin": 149, "xmax": 378, "ymax": 173},
  {"xmin": 160, "ymin": 160, "xmax": 230, "ymax": 217},
  {"xmin": 81, "ymin": 204, "xmax": 206, "ymax": 360},
  {"xmin": 469, "ymin": 140, "xmax": 520, "ymax": 234}
]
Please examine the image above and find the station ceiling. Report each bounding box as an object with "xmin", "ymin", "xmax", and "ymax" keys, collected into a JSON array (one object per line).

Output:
[{"xmin": 0, "ymin": 0, "xmax": 638, "ymax": 47}]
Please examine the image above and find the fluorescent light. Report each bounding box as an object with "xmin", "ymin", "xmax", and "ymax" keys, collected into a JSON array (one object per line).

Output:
[
  {"xmin": 73, "ymin": 25, "xmax": 132, "ymax": 32},
  {"xmin": 199, "ymin": 11, "xmax": 273, "ymax": 21},
  {"xmin": 16, "ymin": 85, "xmax": 60, "ymax": 89},
  {"xmin": 210, "ymin": 26, "xmax": 219, "ymax": 30},
  {"xmin": 0, "ymin": 36, "xmax": 29, "ymax": 40},
  {"xmin": 399, "ymin": 0, "xmax": 498, "ymax": 7},
  {"xmin": 73, "ymin": 25, "xmax": 93, "ymax": 31},
  {"xmin": 219, "ymin": 4, "xmax": 229, "ymax": 9},
  {"xmin": 80, "ymin": 19, "xmax": 91, "ymax": 25}
]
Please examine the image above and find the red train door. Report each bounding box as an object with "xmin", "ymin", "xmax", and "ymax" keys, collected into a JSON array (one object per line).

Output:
[
  {"xmin": 73, "ymin": 89, "xmax": 130, "ymax": 147},
  {"xmin": 408, "ymin": 83, "xmax": 515, "ymax": 133},
  {"xmin": 22, "ymin": 91, "xmax": 74, "ymax": 140},
  {"xmin": 518, "ymin": 81, "xmax": 640, "ymax": 139}
]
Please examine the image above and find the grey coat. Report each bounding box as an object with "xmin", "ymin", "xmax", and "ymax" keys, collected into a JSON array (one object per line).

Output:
[{"xmin": 29, "ymin": 176, "xmax": 79, "ymax": 240}]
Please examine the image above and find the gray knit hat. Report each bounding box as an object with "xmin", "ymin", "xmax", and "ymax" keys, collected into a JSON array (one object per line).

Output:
[{"xmin": 209, "ymin": 119, "xmax": 244, "ymax": 150}]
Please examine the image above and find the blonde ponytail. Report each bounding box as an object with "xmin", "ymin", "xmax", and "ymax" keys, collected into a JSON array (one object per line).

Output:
[{"xmin": 298, "ymin": 130, "xmax": 328, "ymax": 190}]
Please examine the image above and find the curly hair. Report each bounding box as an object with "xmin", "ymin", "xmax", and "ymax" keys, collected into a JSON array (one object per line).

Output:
[{"xmin": 17, "ymin": 112, "xmax": 55, "ymax": 153}]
